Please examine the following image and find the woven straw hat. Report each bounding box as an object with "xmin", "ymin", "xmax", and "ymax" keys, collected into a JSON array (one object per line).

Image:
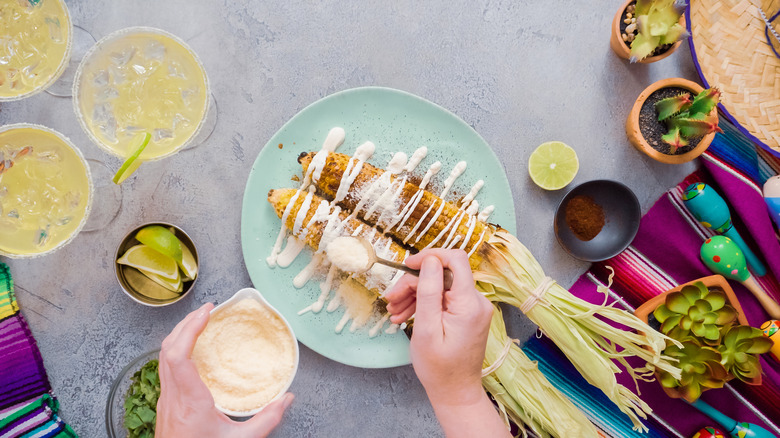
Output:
[{"xmin": 687, "ymin": 0, "xmax": 780, "ymax": 155}]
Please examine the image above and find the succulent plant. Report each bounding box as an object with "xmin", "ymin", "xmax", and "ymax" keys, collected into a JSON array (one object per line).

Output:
[
  {"xmin": 654, "ymin": 87, "xmax": 722, "ymax": 153},
  {"xmin": 657, "ymin": 339, "xmax": 728, "ymax": 402},
  {"xmin": 653, "ymin": 282, "xmax": 737, "ymax": 344},
  {"xmin": 718, "ymin": 325, "xmax": 774, "ymax": 384},
  {"xmin": 629, "ymin": 0, "xmax": 689, "ymax": 62}
]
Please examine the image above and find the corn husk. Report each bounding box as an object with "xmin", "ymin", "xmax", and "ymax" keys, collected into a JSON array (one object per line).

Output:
[
  {"xmin": 483, "ymin": 305, "xmax": 599, "ymax": 438},
  {"xmin": 475, "ymin": 229, "xmax": 682, "ymax": 432}
]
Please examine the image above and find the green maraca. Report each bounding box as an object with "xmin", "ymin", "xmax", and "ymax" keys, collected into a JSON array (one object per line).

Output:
[{"xmin": 701, "ymin": 236, "xmax": 780, "ymax": 319}]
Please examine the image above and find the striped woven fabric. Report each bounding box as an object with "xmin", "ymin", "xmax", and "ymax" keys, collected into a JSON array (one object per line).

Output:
[
  {"xmin": 563, "ymin": 122, "xmax": 780, "ymax": 437},
  {"xmin": 0, "ymin": 264, "xmax": 77, "ymax": 438}
]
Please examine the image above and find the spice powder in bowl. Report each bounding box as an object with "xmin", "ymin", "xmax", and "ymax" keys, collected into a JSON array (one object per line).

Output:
[
  {"xmin": 191, "ymin": 298, "xmax": 296, "ymax": 413},
  {"xmin": 564, "ymin": 195, "xmax": 605, "ymax": 241}
]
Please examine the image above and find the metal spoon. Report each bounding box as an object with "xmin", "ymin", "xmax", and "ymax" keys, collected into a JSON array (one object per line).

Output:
[{"xmin": 340, "ymin": 236, "xmax": 454, "ymax": 290}]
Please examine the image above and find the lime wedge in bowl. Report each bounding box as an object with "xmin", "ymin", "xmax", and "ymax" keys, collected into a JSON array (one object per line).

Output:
[
  {"xmin": 117, "ymin": 244, "xmax": 179, "ymax": 280},
  {"xmin": 528, "ymin": 141, "xmax": 579, "ymax": 190},
  {"xmin": 113, "ymin": 132, "xmax": 151, "ymax": 184},
  {"xmin": 179, "ymin": 244, "xmax": 198, "ymax": 280},
  {"xmin": 136, "ymin": 225, "xmax": 183, "ymax": 263}
]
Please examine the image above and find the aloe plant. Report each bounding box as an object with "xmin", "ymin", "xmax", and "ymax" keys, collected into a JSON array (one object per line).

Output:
[
  {"xmin": 653, "ymin": 282, "xmax": 737, "ymax": 344},
  {"xmin": 654, "ymin": 87, "xmax": 722, "ymax": 154},
  {"xmin": 657, "ymin": 339, "xmax": 728, "ymax": 402},
  {"xmin": 718, "ymin": 325, "xmax": 774, "ymax": 383},
  {"xmin": 630, "ymin": 0, "xmax": 688, "ymax": 62}
]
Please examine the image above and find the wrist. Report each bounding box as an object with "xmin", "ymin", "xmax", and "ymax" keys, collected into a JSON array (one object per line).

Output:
[
  {"xmin": 425, "ymin": 383, "xmax": 487, "ymax": 409},
  {"xmin": 429, "ymin": 390, "xmax": 510, "ymax": 438}
]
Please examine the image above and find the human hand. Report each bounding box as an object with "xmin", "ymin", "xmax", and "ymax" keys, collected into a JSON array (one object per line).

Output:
[
  {"xmin": 385, "ymin": 249, "xmax": 494, "ymax": 407},
  {"xmin": 156, "ymin": 303, "xmax": 294, "ymax": 438}
]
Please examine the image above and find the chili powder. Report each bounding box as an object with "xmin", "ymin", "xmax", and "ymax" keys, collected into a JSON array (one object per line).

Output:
[{"xmin": 565, "ymin": 195, "xmax": 605, "ymax": 241}]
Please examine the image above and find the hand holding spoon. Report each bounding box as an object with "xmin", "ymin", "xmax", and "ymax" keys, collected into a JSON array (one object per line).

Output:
[
  {"xmin": 701, "ymin": 235, "xmax": 780, "ymax": 319},
  {"xmin": 327, "ymin": 236, "xmax": 454, "ymax": 290}
]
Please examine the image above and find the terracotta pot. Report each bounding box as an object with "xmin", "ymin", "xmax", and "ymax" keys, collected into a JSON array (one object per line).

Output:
[
  {"xmin": 626, "ymin": 77, "xmax": 716, "ymax": 164},
  {"xmin": 610, "ymin": 0, "xmax": 685, "ymax": 63},
  {"xmin": 634, "ymin": 275, "xmax": 761, "ymax": 400},
  {"xmin": 634, "ymin": 275, "xmax": 749, "ymax": 327}
]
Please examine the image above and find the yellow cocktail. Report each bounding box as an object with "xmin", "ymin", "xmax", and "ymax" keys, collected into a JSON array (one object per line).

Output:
[
  {"xmin": 0, "ymin": 0, "xmax": 72, "ymax": 101},
  {"xmin": 73, "ymin": 27, "xmax": 210, "ymax": 160},
  {"xmin": 0, "ymin": 124, "xmax": 92, "ymax": 257}
]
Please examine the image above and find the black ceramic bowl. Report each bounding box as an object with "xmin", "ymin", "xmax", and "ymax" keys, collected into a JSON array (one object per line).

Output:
[{"xmin": 554, "ymin": 180, "xmax": 641, "ymax": 262}]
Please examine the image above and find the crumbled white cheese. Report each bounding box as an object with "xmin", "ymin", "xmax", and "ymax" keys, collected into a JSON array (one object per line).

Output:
[{"xmin": 327, "ymin": 236, "xmax": 371, "ymax": 273}]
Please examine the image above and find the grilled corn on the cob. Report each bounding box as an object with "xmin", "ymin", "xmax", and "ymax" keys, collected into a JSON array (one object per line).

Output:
[
  {"xmin": 298, "ymin": 152, "xmax": 493, "ymax": 263},
  {"xmin": 267, "ymin": 188, "xmax": 408, "ymax": 296}
]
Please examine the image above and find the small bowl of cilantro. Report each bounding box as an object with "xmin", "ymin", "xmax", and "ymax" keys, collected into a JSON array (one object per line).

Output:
[{"xmin": 106, "ymin": 350, "xmax": 161, "ymax": 438}]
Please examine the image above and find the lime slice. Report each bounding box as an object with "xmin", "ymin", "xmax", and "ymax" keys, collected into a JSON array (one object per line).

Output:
[
  {"xmin": 136, "ymin": 225, "xmax": 183, "ymax": 263},
  {"xmin": 113, "ymin": 132, "xmax": 151, "ymax": 184},
  {"xmin": 117, "ymin": 244, "xmax": 179, "ymax": 280},
  {"xmin": 139, "ymin": 268, "xmax": 183, "ymax": 292},
  {"xmin": 178, "ymin": 244, "xmax": 198, "ymax": 281},
  {"xmin": 123, "ymin": 267, "xmax": 181, "ymax": 301},
  {"xmin": 528, "ymin": 141, "xmax": 579, "ymax": 190}
]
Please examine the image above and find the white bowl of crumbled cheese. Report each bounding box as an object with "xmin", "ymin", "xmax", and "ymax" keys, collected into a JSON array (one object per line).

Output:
[{"xmin": 191, "ymin": 288, "xmax": 299, "ymax": 417}]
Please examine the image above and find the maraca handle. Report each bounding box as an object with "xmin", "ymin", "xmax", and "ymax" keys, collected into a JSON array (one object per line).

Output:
[
  {"xmin": 743, "ymin": 276, "xmax": 780, "ymax": 320},
  {"xmin": 723, "ymin": 229, "xmax": 767, "ymax": 277}
]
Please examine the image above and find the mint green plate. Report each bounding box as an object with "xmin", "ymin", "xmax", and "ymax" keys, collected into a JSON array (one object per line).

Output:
[{"xmin": 241, "ymin": 87, "xmax": 516, "ymax": 368}]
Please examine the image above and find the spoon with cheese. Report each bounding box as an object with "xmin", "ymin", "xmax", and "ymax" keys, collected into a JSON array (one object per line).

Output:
[{"xmin": 326, "ymin": 236, "xmax": 454, "ymax": 290}]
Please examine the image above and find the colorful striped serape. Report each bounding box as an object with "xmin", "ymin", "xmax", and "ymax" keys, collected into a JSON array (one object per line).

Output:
[
  {"xmin": 0, "ymin": 263, "xmax": 77, "ymax": 438},
  {"xmin": 563, "ymin": 122, "xmax": 780, "ymax": 437}
]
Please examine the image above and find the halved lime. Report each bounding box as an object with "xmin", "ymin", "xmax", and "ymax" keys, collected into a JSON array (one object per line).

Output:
[
  {"xmin": 136, "ymin": 225, "xmax": 183, "ymax": 263},
  {"xmin": 528, "ymin": 141, "xmax": 579, "ymax": 190},
  {"xmin": 113, "ymin": 132, "xmax": 152, "ymax": 184},
  {"xmin": 117, "ymin": 244, "xmax": 179, "ymax": 280}
]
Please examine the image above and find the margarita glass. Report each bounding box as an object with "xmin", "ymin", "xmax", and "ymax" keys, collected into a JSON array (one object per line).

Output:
[
  {"xmin": 0, "ymin": 123, "xmax": 93, "ymax": 258},
  {"xmin": 0, "ymin": 0, "xmax": 73, "ymax": 101},
  {"xmin": 73, "ymin": 27, "xmax": 211, "ymax": 173}
]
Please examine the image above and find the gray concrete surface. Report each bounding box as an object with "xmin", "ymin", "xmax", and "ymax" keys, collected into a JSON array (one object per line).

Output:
[{"xmin": 0, "ymin": 1, "xmax": 700, "ymax": 436}]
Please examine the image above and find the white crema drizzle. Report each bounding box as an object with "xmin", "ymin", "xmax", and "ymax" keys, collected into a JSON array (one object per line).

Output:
[{"xmin": 267, "ymin": 129, "xmax": 492, "ymax": 336}]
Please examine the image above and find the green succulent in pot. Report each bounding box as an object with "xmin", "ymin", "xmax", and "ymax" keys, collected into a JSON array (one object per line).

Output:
[
  {"xmin": 657, "ymin": 339, "xmax": 728, "ymax": 402},
  {"xmin": 630, "ymin": 0, "xmax": 688, "ymax": 62},
  {"xmin": 653, "ymin": 282, "xmax": 737, "ymax": 344},
  {"xmin": 718, "ymin": 325, "xmax": 774, "ymax": 384}
]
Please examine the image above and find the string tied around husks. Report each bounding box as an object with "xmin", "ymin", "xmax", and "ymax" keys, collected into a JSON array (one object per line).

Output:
[
  {"xmin": 520, "ymin": 276, "xmax": 556, "ymax": 313},
  {"xmin": 482, "ymin": 338, "xmax": 520, "ymax": 377}
]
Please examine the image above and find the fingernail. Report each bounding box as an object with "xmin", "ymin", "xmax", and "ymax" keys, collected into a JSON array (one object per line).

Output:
[{"xmin": 283, "ymin": 393, "xmax": 294, "ymax": 409}]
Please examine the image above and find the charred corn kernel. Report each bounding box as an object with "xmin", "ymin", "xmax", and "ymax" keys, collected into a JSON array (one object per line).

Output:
[{"xmin": 299, "ymin": 152, "xmax": 493, "ymax": 266}]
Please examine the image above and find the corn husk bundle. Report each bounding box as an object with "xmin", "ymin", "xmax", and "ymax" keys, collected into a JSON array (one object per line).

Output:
[
  {"xmin": 483, "ymin": 305, "xmax": 598, "ymax": 437},
  {"xmin": 475, "ymin": 229, "xmax": 682, "ymax": 432}
]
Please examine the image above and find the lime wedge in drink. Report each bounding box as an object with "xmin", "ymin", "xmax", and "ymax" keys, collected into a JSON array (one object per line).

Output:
[
  {"xmin": 136, "ymin": 225, "xmax": 183, "ymax": 263},
  {"xmin": 117, "ymin": 244, "xmax": 179, "ymax": 280},
  {"xmin": 179, "ymin": 244, "xmax": 198, "ymax": 281},
  {"xmin": 528, "ymin": 141, "xmax": 579, "ymax": 190},
  {"xmin": 113, "ymin": 132, "xmax": 152, "ymax": 184}
]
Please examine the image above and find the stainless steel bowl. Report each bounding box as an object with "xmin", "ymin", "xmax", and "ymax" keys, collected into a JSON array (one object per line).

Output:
[{"xmin": 115, "ymin": 222, "xmax": 199, "ymax": 306}]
